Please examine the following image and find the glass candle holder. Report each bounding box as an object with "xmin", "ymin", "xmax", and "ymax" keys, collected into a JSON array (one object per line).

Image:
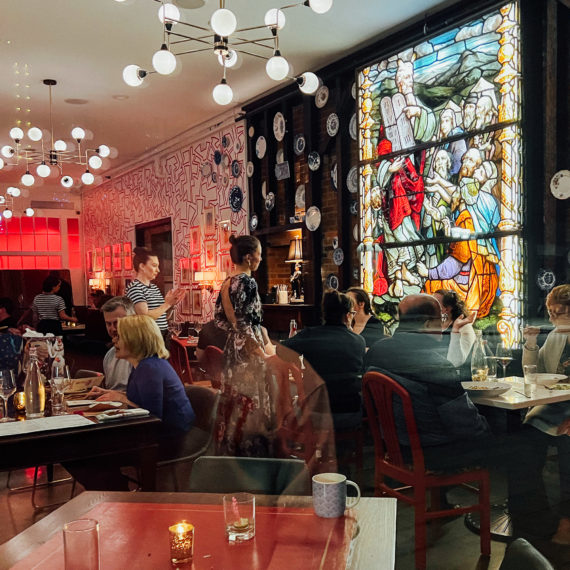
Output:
[
  {"xmin": 168, "ymin": 521, "xmax": 194, "ymax": 565},
  {"xmin": 13, "ymin": 391, "xmax": 26, "ymax": 412}
]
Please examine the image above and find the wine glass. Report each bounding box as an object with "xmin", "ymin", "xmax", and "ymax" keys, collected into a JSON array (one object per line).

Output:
[
  {"xmin": 50, "ymin": 363, "xmax": 71, "ymax": 415},
  {"xmin": 193, "ymin": 319, "xmax": 203, "ymax": 337},
  {"xmin": 495, "ymin": 342, "xmax": 513, "ymax": 379},
  {"xmin": 0, "ymin": 369, "xmax": 16, "ymax": 422}
]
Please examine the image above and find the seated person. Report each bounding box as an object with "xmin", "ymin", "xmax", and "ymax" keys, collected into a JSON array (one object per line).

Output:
[
  {"xmin": 280, "ymin": 290, "xmax": 366, "ymax": 431},
  {"xmin": 196, "ymin": 318, "xmax": 228, "ymax": 361},
  {"xmin": 70, "ymin": 314, "xmax": 195, "ymax": 490},
  {"xmin": 365, "ymin": 293, "xmax": 560, "ymax": 540},
  {"xmin": 0, "ymin": 297, "xmax": 18, "ymax": 329},
  {"xmin": 346, "ymin": 287, "xmax": 387, "ymax": 349},
  {"xmin": 100, "ymin": 296, "xmax": 136, "ymax": 391}
]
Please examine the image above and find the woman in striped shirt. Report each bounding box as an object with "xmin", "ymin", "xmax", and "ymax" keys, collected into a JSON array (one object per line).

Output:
[
  {"xmin": 125, "ymin": 247, "xmax": 184, "ymax": 339},
  {"xmin": 32, "ymin": 275, "xmax": 77, "ymax": 335}
]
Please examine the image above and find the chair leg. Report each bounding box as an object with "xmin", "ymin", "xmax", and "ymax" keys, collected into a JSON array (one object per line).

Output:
[
  {"xmin": 31, "ymin": 466, "xmax": 76, "ymax": 511},
  {"xmin": 414, "ymin": 498, "xmax": 428, "ymax": 570},
  {"xmin": 479, "ymin": 476, "xmax": 491, "ymax": 557}
]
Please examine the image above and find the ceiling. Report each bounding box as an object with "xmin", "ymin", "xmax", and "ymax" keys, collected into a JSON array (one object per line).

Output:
[{"xmin": 0, "ymin": 0, "xmax": 458, "ymax": 192}]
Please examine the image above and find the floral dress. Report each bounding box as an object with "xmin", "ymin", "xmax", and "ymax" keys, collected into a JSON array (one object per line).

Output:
[{"xmin": 214, "ymin": 273, "xmax": 275, "ymax": 456}]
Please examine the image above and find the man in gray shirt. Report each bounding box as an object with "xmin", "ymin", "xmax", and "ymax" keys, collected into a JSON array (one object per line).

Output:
[{"xmin": 100, "ymin": 296, "xmax": 135, "ymax": 391}]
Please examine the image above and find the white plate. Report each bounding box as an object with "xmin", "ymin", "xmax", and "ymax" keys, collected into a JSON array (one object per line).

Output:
[
  {"xmin": 200, "ymin": 162, "xmax": 212, "ymax": 177},
  {"xmin": 295, "ymin": 184, "xmax": 305, "ymax": 209},
  {"xmin": 273, "ymin": 112, "xmax": 286, "ymax": 141},
  {"xmin": 249, "ymin": 214, "xmax": 258, "ymax": 232},
  {"xmin": 261, "ymin": 180, "xmax": 267, "ymax": 199},
  {"xmin": 315, "ymin": 85, "xmax": 329, "ymax": 108},
  {"xmin": 351, "ymin": 82, "xmax": 356, "ymax": 100},
  {"xmin": 461, "ymin": 382, "xmax": 511, "ymax": 397},
  {"xmin": 349, "ymin": 113, "xmax": 357, "ymax": 140},
  {"xmin": 533, "ymin": 373, "xmax": 568, "ymax": 386},
  {"xmin": 551, "ymin": 170, "xmax": 570, "ymax": 200},
  {"xmin": 347, "ymin": 166, "xmax": 358, "ymax": 193},
  {"xmin": 353, "ymin": 224, "xmax": 359, "ymax": 241},
  {"xmin": 325, "ymin": 273, "xmax": 339, "ymax": 290},
  {"xmin": 294, "ymin": 134, "xmax": 305, "ymax": 156},
  {"xmin": 276, "ymin": 148, "xmax": 285, "ymax": 164},
  {"xmin": 326, "ymin": 113, "xmax": 339, "ymax": 137},
  {"xmin": 333, "ymin": 247, "xmax": 344, "ymax": 266},
  {"xmin": 246, "ymin": 161, "xmax": 254, "ymax": 178},
  {"xmin": 305, "ymin": 205, "xmax": 321, "ymax": 231},
  {"xmin": 308, "ymin": 151, "xmax": 320, "ymax": 171},
  {"xmin": 255, "ymin": 136, "xmax": 267, "ymax": 159},
  {"xmin": 248, "ymin": 125, "xmax": 255, "ymax": 138}
]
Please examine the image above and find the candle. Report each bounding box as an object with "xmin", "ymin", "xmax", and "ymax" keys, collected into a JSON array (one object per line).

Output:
[{"xmin": 168, "ymin": 521, "xmax": 194, "ymax": 565}]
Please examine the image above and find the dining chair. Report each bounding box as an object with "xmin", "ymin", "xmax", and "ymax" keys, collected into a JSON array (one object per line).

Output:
[
  {"xmin": 156, "ymin": 385, "xmax": 221, "ymax": 491},
  {"xmin": 498, "ymin": 538, "xmax": 554, "ymax": 570},
  {"xmin": 362, "ymin": 370, "xmax": 491, "ymax": 570},
  {"xmin": 187, "ymin": 456, "xmax": 311, "ymax": 496},
  {"xmin": 200, "ymin": 345, "xmax": 224, "ymax": 388},
  {"xmin": 169, "ymin": 336, "xmax": 195, "ymax": 385}
]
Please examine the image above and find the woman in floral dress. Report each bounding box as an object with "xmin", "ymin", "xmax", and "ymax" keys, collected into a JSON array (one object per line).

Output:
[{"xmin": 214, "ymin": 235, "xmax": 275, "ymax": 456}]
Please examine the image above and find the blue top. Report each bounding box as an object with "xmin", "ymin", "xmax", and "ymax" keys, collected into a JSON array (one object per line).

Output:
[{"xmin": 126, "ymin": 356, "xmax": 195, "ymax": 435}]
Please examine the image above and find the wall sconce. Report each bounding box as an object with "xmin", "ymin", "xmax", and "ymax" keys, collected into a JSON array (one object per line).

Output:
[{"xmin": 195, "ymin": 270, "xmax": 225, "ymax": 293}]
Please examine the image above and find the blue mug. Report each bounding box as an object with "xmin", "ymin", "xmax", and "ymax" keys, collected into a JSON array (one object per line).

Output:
[{"xmin": 312, "ymin": 473, "xmax": 360, "ymax": 518}]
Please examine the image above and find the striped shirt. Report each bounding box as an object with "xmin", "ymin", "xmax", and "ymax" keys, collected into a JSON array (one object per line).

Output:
[
  {"xmin": 32, "ymin": 293, "xmax": 65, "ymax": 321},
  {"xmin": 125, "ymin": 279, "xmax": 167, "ymax": 331}
]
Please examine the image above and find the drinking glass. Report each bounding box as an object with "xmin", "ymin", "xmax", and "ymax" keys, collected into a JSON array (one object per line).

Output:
[
  {"xmin": 223, "ymin": 492, "xmax": 255, "ymax": 542},
  {"xmin": 50, "ymin": 364, "xmax": 71, "ymax": 415},
  {"xmin": 0, "ymin": 370, "xmax": 16, "ymax": 422},
  {"xmin": 495, "ymin": 342, "xmax": 513, "ymax": 379},
  {"xmin": 485, "ymin": 356, "xmax": 497, "ymax": 381},
  {"xmin": 523, "ymin": 364, "xmax": 538, "ymax": 397},
  {"xmin": 63, "ymin": 519, "xmax": 100, "ymax": 570}
]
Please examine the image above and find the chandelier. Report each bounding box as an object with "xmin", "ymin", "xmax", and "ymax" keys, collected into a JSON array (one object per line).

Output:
[
  {"xmin": 0, "ymin": 79, "xmax": 113, "ymax": 194},
  {"xmin": 118, "ymin": 0, "xmax": 333, "ymax": 105}
]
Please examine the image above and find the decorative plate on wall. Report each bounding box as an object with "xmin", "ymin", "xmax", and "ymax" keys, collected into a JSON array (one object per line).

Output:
[
  {"xmin": 333, "ymin": 247, "xmax": 344, "ymax": 266},
  {"xmin": 351, "ymin": 82, "xmax": 356, "ymax": 100},
  {"xmin": 293, "ymin": 134, "xmax": 306, "ymax": 155},
  {"xmin": 349, "ymin": 113, "xmax": 357, "ymax": 140},
  {"xmin": 231, "ymin": 160, "xmax": 241, "ymax": 178},
  {"xmin": 229, "ymin": 185, "xmax": 243, "ymax": 212},
  {"xmin": 276, "ymin": 148, "xmax": 285, "ymax": 164},
  {"xmin": 214, "ymin": 150, "xmax": 222, "ymax": 165},
  {"xmin": 265, "ymin": 192, "xmax": 275, "ymax": 211},
  {"xmin": 295, "ymin": 184, "xmax": 305, "ymax": 209},
  {"xmin": 273, "ymin": 112, "xmax": 286, "ymax": 141},
  {"xmin": 305, "ymin": 205, "xmax": 321, "ymax": 231},
  {"xmin": 248, "ymin": 125, "xmax": 255, "ymax": 138},
  {"xmin": 211, "ymin": 172, "xmax": 217, "ymax": 183},
  {"xmin": 353, "ymin": 224, "xmax": 359, "ymax": 241},
  {"xmin": 325, "ymin": 273, "xmax": 339, "ymax": 290},
  {"xmin": 308, "ymin": 151, "xmax": 321, "ymax": 171},
  {"xmin": 315, "ymin": 85, "xmax": 329, "ymax": 109},
  {"xmin": 222, "ymin": 153, "xmax": 230, "ymax": 169},
  {"xmin": 347, "ymin": 166, "xmax": 358, "ymax": 193},
  {"xmin": 551, "ymin": 170, "xmax": 570, "ymax": 199},
  {"xmin": 255, "ymin": 136, "xmax": 267, "ymax": 159},
  {"xmin": 261, "ymin": 180, "xmax": 267, "ymax": 199},
  {"xmin": 246, "ymin": 161, "xmax": 254, "ymax": 178},
  {"xmin": 201, "ymin": 162, "xmax": 212, "ymax": 177},
  {"xmin": 235, "ymin": 139, "xmax": 243, "ymax": 153},
  {"xmin": 330, "ymin": 162, "xmax": 338, "ymax": 191},
  {"xmin": 350, "ymin": 200, "xmax": 358, "ymax": 216},
  {"xmin": 249, "ymin": 213, "xmax": 259, "ymax": 232},
  {"xmin": 221, "ymin": 135, "xmax": 229, "ymax": 148},
  {"xmin": 326, "ymin": 113, "xmax": 339, "ymax": 137}
]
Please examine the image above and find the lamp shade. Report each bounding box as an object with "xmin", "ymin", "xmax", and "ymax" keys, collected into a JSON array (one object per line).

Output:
[
  {"xmin": 158, "ymin": 2, "xmax": 180, "ymax": 25},
  {"xmin": 123, "ymin": 64, "xmax": 145, "ymax": 87},
  {"xmin": 212, "ymin": 80, "xmax": 233, "ymax": 105},
  {"xmin": 9, "ymin": 127, "xmax": 24, "ymax": 141},
  {"xmin": 285, "ymin": 237, "xmax": 304, "ymax": 263},
  {"xmin": 298, "ymin": 71, "xmax": 320, "ymax": 95},
  {"xmin": 309, "ymin": 0, "xmax": 333, "ymax": 14}
]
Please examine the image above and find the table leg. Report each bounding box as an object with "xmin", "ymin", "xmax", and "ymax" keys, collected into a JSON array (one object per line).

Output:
[{"xmin": 138, "ymin": 444, "xmax": 158, "ymax": 491}]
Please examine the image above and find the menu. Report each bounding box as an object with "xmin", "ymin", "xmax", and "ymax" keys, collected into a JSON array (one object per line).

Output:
[{"xmin": 0, "ymin": 414, "xmax": 93, "ymax": 437}]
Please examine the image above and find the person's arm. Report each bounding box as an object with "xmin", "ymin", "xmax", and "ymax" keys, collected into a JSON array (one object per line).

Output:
[
  {"xmin": 129, "ymin": 284, "xmax": 184, "ymax": 321},
  {"xmin": 58, "ymin": 310, "xmax": 77, "ymax": 322}
]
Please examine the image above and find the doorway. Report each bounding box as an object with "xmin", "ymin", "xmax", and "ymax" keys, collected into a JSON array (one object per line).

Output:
[{"xmin": 135, "ymin": 218, "xmax": 173, "ymax": 294}]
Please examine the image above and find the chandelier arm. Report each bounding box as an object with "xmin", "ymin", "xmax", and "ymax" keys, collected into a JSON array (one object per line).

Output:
[
  {"xmin": 171, "ymin": 20, "xmax": 211, "ymax": 33},
  {"xmin": 234, "ymin": 24, "xmax": 273, "ymax": 33},
  {"xmin": 237, "ymin": 50, "xmax": 273, "ymax": 62},
  {"xmin": 279, "ymin": 2, "xmax": 307, "ymax": 10},
  {"xmin": 230, "ymin": 38, "xmax": 275, "ymax": 49},
  {"xmin": 174, "ymin": 47, "xmax": 214, "ymax": 56}
]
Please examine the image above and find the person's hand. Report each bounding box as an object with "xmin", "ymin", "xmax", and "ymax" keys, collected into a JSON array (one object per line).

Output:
[
  {"xmin": 404, "ymin": 105, "xmax": 421, "ymax": 119},
  {"xmin": 388, "ymin": 156, "xmax": 406, "ymax": 173},
  {"xmin": 523, "ymin": 326, "xmax": 540, "ymax": 348},
  {"xmin": 87, "ymin": 386, "xmax": 110, "ymax": 399},
  {"xmin": 96, "ymin": 390, "xmax": 127, "ymax": 403},
  {"xmin": 557, "ymin": 418, "xmax": 570, "ymax": 436},
  {"xmin": 165, "ymin": 288, "xmax": 185, "ymax": 307},
  {"xmin": 69, "ymin": 317, "xmax": 78, "ymax": 323},
  {"xmin": 451, "ymin": 311, "xmax": 476, "ymax": 333},
  {"xmin": 7, "ymin": 327, "xmax": 21, "ymax": 336}
]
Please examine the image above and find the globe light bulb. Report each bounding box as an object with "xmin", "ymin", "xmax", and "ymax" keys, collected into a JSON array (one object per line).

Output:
[
  {"xmin": 264, "ymin": 9, "xmax": 286, "ymax": 30},
  {"xmin": 266, "ymin": 53, "xmax": 289, "ymax": 81},
  {"xmin": 210, "ymin": 9, "xmax": 237, "ymax": 37},
  {"xmin": 97, "ymin": 144, "xmax": 110, "ymax": 158},
  {"xmin": 88, "ymin": 155, "xmax": 103, "ymax": 169},
  {"xmin": 298, "ymin": 71, "xmax": 320, "ymax": 94},
  {"xmin": 71, "ymin": 127, "xmax": 85, "ymax": 141},
  {"xmin": 217, "ymin": 49, "xmax": 238, "ymax": 68},
  {"xmin": 27, "ymin": 127, "xmax": 43, "ymax": 141},
  {"xmin": 0, "ymin": 158, "xmax": 4, "ymax": 170},
  {"xmin": 7, "ymin": 186, "xmax": 21, "ymax": 197},
  {"xmin": 61, "ymin": 175, "xmax": 74, "ymax": 188},
  {"xmin": 309, "ymin": 0, "xmax": 333, "ymax": 14},
  {"xmin": 9, "ymin": 127, "xmax": 24, "ymax": 141},
  {"xmin": 123, "ymin": 64, "xmax": 145, "ymax": 87},
  {"xmin": 54, "ymin": 139, "xmax": 67, "ymax": 152},
  {"xmin": 1, "ymin": 145, "xmax": 15, "ymax": 158},
  {"xmin": 152, "ymin": 45, "xmax": 177, "ymax": 75},
  {"xmin": 82, "ymin": 171, "xmax": 95, "ymax": 185},
  {"xmin": 36, "ymin": 162, "xmax": 51, "ymax": 177},
  {"xmin": 25, "ymin": 207, "xmax": 35, "ymax": 217},
  {"xmin": 212, "ymin": 80, "xmax": 233, "ymax": 106},
  {"xmin": 21, "ymin": 171, "xmax": 35, "ymax": 186},
  {"xmin": 3, "ymin": 208, "xmax": 13, "ymax": 219},
  {"xmin": 158, "ymin": 2, "xmax": 180, "ymax": 25}
]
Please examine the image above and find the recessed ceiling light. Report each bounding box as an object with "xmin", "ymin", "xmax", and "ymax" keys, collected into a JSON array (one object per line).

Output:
[{"xmin": 112, "ymin": 94, "xmax": 129, "ymax": 101}]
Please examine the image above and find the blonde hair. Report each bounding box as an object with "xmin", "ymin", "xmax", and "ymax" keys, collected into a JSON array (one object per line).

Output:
[
  {"xmin": 117, "ymin": 314, "xmax": 169, "ymax": 361},
  {"xmin": 547, "ymin": 284, "xmax": 570, "ymax": 308}
]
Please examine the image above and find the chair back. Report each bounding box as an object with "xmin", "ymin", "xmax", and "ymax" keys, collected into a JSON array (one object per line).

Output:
[
  {"xmin": 170, "ymin": 336, "xmax": 194, "ymax": 384},
  {"xmin": 362, "ymin": 370, "xmax": 426, "ymax": 479},
  {"xmin": 188, "ymin": 456, "xmax": 311, "ymax": 495},
  {"xmin": 184, "ymin": 385, "xmax": 220, "ymax": 434},
  {"xmin": 499, "ymin": 538, "xmax": 554, "ymax": 570},
  {"xmin": 201, "ymin": 345, "xmax": 224, "ymax": 388}
]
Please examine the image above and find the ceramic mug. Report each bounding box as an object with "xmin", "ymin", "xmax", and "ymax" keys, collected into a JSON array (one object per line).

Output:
[{"xmin": 312, "ymin": 473, "xmax": 360, "ymax": 518}]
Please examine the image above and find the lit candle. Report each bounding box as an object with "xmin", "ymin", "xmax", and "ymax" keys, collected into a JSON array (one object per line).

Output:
[{"xmin": 168, "ymin": 521, "xmax": 194, "ymax": 565}]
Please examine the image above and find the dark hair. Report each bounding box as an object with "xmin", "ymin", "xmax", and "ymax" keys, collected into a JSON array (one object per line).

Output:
[
  {"xmin": 434, "ymin": 289, "xmax": 467, "ymax": 321},
  {"xmin": 346, "ymin": 287, "xmax": 372, "ymax": 315},
  {"xmin": 133, "ymin": 247, "xmax": 157, "ymax": 272},
  {"xmin": 322, "ymin": 290, "xmax": 354, "ymax": 326},
  {"xmin": 229, "ymin": 235, "xmax": 260, "ymax": 264},
  {"xmin": 0, "ymin": 297, "xmax": 14, "ymax": 314},
  {"xmin": 398, "ymin": 297, "xmax": 440, "ymax": 332},
  {"xmin": 42, "ymin": 275, "xmax": 61, "ymax": 293}
]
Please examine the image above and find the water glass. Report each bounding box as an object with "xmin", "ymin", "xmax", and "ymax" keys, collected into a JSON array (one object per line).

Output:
[
  {"xmin": 0, "ymin": 369, "xmax": 16, "ymax": 422},
  {"xmin": 223, "ymin": 492, "xmax": 255, "ymax": 542},
  {"xmin": 523, "ymin": 364, "xmax": 538, "ymax": 397},
  {"xmin": 485, "ymin": 356, "xmax": 497, "ymax": 381},
  {"xmin": 63, "ymin": 519, "xmax": 100, "ymax": 570}
]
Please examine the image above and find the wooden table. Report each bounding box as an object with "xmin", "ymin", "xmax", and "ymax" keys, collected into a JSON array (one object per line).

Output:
[
  {"xmin": 0, "ymin": 415, "xmax": 161, "ymax": 492},
  {"xmin": 0, "ymin": 491, "xmax": 397, "ymax": 570},
  {"xmin": 467, "ymin": 376, "xmax": 570, "ymax": 410}
]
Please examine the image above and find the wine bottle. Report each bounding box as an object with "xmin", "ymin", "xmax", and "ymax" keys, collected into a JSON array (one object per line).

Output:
[{"xmin": 24, "ymin": 345, "xmax": 45, "ymax": 419}]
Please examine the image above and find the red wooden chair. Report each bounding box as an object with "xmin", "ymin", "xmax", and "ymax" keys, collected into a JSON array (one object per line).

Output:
[
  {"xmin": 362, "ymin": 370, "xmax": 491, "ymax": 570},
  {"xmin": 169, "ymin": 336, "xmax": 194, "ymax": 385},
  {"xmin": 201, "ymin": 345, "xmax": 224, "ymax": 389}
]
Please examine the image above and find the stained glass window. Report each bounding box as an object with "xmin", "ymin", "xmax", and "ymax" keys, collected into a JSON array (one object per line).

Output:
[{"xmin": 357, "ymin": 2, "xmax": 523, "ymax": 345}]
